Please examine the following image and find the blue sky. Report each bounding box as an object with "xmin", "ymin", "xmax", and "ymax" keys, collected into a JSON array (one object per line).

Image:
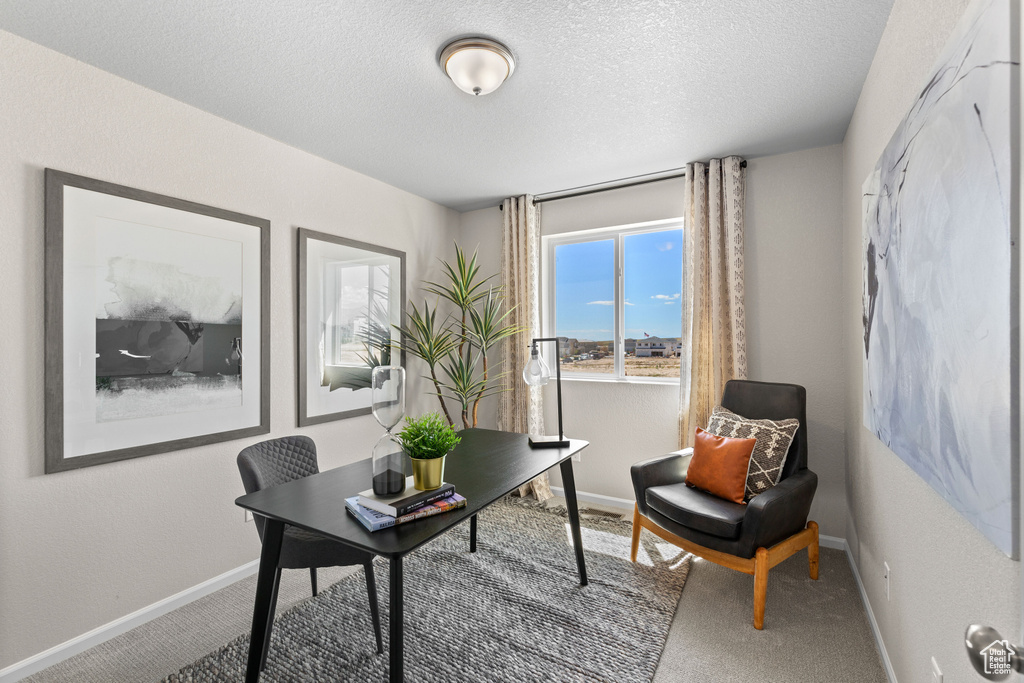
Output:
[{"xmin": 554, "ymin": 229, "xmax": 683, "ymax": 341}]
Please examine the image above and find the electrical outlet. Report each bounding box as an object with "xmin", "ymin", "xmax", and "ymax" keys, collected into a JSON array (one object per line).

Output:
[
  {"xmin": 883, "ymin": 562, "xmax": 890, "ymax": 601},
  {"xmin": 244, "ymin": 510, "xmax": 253, "ymax": 523},
  {"xmin": 931, "ymin": 656, "xmax": 942, "ymax": 682}
]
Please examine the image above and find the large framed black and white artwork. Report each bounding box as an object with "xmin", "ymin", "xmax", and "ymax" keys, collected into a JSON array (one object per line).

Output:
[
  {"xmin": 44, "ymin": 170, "xmax": 270, "ymax": 473},
  {"xmin": 297, "ymin": 229, "xmax": 405, "ymax": 426},
  {"xmin": 861, "ymin": 0, "xmax": 1018, "ymax": 556}
]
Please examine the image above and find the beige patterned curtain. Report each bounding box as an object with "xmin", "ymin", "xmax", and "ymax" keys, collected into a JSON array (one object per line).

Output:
[
  {"xmin": 498, "ymin": 195, "xmax": 552, "ymax": 501},
  {"xmin": 679, "ymin": 157, "xmax": 748, "ymax": 448}
]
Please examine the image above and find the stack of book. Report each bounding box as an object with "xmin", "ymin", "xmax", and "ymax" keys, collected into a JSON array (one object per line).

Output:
[{"xmin": 345, "ymin": 477, "xmax": 466, "ymax": 532}]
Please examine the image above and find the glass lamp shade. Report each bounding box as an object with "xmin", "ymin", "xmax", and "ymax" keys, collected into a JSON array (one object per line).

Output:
[
  {"xmin": 440, "ymin": 38, "xmax": 515, "ymax": 96},
  {"xmin": 522, "ymin": 353, "xmax": 551, "ymax": 386}
]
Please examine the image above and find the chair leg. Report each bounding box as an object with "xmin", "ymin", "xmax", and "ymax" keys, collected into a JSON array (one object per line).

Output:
[
  {"xmin": 364, "ymin": 561, "xmax": 383, "ymax": 654},
  {"xmin": 630, "ymin": 504, "xmax": 642, "ymax": 563},
  {"xmin": 310, "ymin": 567, "xmax": 318, "ymax": 597},
  {"xmin": 807, "ymin": 521, "xmax": 820, "ymax": 580},
  {"xmin": 260, "ymin": 567, "xmax": 283, "ymax": 672},
  {"xmin": 753, "ymin": 547, "xmax": 768, "ymax": 630}
]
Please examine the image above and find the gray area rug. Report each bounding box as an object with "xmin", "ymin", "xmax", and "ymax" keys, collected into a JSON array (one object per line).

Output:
[{"xmin": 162, "ymin": 499, "xmax": 690, "ymax": 682}]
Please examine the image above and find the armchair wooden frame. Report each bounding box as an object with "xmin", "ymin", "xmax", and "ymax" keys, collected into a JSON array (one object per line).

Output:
[{"xmin": 630, "ymin": 504, "xmax": 819, "ymax": 629}]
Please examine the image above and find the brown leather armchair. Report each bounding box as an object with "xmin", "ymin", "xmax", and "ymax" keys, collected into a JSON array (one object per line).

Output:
[{"xmin": 630, "ymin": 380, "xmax": 819, "ymax": 629}]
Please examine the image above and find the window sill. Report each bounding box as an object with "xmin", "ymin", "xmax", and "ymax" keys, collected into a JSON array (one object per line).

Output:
[{"xmin": 558, "ymin": 374, "xmax": 680, "ymax": 387}]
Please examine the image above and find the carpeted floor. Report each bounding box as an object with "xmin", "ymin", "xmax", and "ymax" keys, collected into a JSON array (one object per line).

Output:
[
  {"xmin": 159, "ymin": 499, "xmax": 688, "ymax": 682},
  {"xmin": 26, "ymin": 565, "xmax": 365, "ymax": 683},
  {"xmin": 25, "ymin": 498, "xmax": 886, "ymax": 683},
  {"xmin": 654, "ymin": 548, "xmax": 887, "ymax": 682}
]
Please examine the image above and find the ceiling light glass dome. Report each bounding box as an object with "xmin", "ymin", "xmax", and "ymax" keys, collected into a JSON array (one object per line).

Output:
[{"xmin": 439, "ymin": 37, "xmax": 515, "ymax": 96}]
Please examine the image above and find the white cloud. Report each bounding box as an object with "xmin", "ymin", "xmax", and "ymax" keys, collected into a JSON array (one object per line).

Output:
[
  {"xmin": 651, "ymin": 293, "xmax": 681, "ymax": 301},
  {"xmin": 586, "ymin": 300, "xmax": 614, "ymax": 306},
  {"xmin": 656, "ymin": 242, "xmax": 674, "ymax": 252}
]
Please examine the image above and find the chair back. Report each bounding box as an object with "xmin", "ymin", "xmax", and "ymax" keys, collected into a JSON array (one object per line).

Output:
[
  {"xmin": 237, "ymin": 435, "xmax": 319, "ymax": 539},
  {"xmin": 720, "ymin": 380, "xmax": 808, "ymax": 479}
]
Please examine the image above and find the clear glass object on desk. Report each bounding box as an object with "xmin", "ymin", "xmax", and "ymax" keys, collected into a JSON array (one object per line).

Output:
[{"xmin": 371, "ymin": 365, "xmax": 406, "ymax": 497}]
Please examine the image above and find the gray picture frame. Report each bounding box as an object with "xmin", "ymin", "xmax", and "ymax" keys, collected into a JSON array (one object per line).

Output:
[
  {"xmin": 297, "ymin": 228, "xmax": 406, "ymax": 427},
  {"xmin": 44, "ymin": 169, "xmax": 271, "ymax": 474}
]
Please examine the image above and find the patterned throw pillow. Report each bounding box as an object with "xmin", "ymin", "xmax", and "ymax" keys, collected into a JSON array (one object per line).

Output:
[{"xmin": 706, "ymin": 406, "xmax": 800, "ymax": 501}]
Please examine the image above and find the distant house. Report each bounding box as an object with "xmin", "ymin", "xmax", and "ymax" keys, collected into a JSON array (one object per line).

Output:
[
  {"xmin": 556, "ymin": 337, "xmax": 579, "ymax": 357},
  {"xmin": 624, "ymin": 338, "xmax": 637, "ymax": 355},
  {"xmin": 635, "ymin": 337, "xmax": 681, "ymax": 358}
]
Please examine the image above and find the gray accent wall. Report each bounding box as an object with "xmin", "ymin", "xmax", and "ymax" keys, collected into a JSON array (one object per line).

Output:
[
  {"xmin": 841, "ymin": 0, "xmax": 1020, "ymax": 680},
  {"xmin": 0, "ymin": 29, "xmax": 458, "ymax": 670}
]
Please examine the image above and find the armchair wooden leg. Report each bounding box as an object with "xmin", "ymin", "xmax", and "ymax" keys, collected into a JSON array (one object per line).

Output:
[
  {"xmin": 630, "ymin": 504, "xmax": 642, "ymax": 563},
  {"xmin": 310, "ymin": 567, "xmax": 318, "ymax": 597},
  {"xmin": 807, "ymin": 521, "xmax": 820, "ymax": 580},
  {"xmin": 753, "ymin": 547, "xmax": 768, "ymax": 630}
]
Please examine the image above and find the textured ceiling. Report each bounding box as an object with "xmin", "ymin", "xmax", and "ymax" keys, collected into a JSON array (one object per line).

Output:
[{"xmin": 0, "ymin": 0, "xmax": 894, "ymax": 211}]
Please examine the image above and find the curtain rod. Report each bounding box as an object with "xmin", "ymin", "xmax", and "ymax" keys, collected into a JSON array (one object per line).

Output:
[{"xmin": 499, "ymin": 159, "xmax": 747, "ymax": 210}]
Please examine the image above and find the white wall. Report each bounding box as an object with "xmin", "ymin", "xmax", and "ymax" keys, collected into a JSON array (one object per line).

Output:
[
  {"xmin": 745, "ymin": 145, "xmax": 847, "ymax": 536},
  {"xmin": 841, "ymin": 1, "xmax": 1021, "ymax": 681},
  {"xmin": 0, "ymin": 30, "xmax": 458, "ymax": 669},
  {"xmin": 458, "ymin": 144, "xmax": 847, "ymax": 538}
]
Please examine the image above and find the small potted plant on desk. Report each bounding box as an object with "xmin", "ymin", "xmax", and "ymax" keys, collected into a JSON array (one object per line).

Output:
[{"xmin": 396, "ymin": 412, "xmax": 462, "ymax": 491}]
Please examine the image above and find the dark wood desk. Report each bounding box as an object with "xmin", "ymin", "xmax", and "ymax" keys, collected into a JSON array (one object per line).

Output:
[{"xmin": 235, "ymin": 428, "xmax": 590, "ymax": 682}]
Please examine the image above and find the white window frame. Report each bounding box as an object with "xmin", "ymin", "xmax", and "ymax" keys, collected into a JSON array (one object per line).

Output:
[{"xmin": 541, "ymin": 217, "xmax": 685, "ymax": 384}]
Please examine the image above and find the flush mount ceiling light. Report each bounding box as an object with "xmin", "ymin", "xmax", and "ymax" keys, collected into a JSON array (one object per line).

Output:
[{"xmin": 439, "ymin": 37, "xmax": 515, "ymax": 96}]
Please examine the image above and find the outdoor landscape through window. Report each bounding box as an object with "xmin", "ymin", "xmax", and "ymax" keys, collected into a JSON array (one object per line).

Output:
[{"xmin": 552, "ymin": 225, "xmax": 683, "ymax": 380}]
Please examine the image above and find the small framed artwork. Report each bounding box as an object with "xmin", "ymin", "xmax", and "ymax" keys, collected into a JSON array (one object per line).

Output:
[
  {"xmin": 297, "ymin": 228, "xmax": 405, "ymax": 426},
  {"xmin": 44, "ymin": 170, "xmax": 270, "ymax": 473}
]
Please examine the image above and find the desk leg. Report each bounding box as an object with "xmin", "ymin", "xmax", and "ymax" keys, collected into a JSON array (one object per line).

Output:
[
  {"xmin": 559, "ymin": 459, "xmax": 589, "ymax": 586},
  {"xmin": 389, "ymin": 555, "xmax": 404, "ymax": 683},
  {"xmin": 260, "ymin": 567, "xmax": 282, "ymax": 671},
  {"xmin": 469, "ymin": 514, "xmax": 478, "ymax": 553},
  {"xmin": 245, "ymin": 518, "xmax": 284, "ymax": 683}
]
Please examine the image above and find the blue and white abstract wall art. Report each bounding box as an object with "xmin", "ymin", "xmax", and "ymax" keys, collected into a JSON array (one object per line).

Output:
[{"xmin": 861, "ymin": 0, "xmax": 1018, "ymax": 556}]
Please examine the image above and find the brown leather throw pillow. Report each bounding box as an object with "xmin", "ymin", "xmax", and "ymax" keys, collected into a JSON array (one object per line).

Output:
[{"xmin": 685, "ymin": 427, "xmax": 758, "ymax": 504}]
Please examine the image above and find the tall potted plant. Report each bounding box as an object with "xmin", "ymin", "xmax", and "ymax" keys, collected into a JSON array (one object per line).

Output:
[{"xmin": 395, "ymin": 244, "xmax": 521, "ymax": 428}]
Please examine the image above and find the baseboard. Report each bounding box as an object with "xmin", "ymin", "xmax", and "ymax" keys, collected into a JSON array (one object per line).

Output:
[
  {"xmin": 841, "ymin": 539, "xmax": 898, "ymax": 683},
  {"xmin": 550, "ymin": 486, "xmax": 635, "ymax": 512},
  {"xmin": 0, "ymin": 510, "xmax": 894, "ymax": 683},
  {"xmin": 0, "ymin": 559, "xmax": 259, "ymax": 683},
  {"xmin": 819, "ymin": 533, "xmax": 845, "ymax": 550}
]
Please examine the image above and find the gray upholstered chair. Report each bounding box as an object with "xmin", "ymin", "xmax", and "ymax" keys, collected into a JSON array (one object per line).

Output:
[
  {"xmin": 237, "ymin": 435, "xmax": 382, "ymax": 668},
  {"xmin": 630, "ymin": 379, "xmax": 818, "ymax": 629}
]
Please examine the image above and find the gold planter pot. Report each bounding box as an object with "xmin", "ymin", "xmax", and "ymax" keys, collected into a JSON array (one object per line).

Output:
[{"xmin": 410, "ymin": 455, "xmax": 446, "ymax": 491}]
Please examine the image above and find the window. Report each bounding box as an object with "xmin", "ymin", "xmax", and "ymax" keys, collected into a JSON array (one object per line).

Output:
[
  {"xmin": 544, "ymin": 219, "xmax": 684, "ymax": 381},
  {"xmin": 322, "ymin": 257, "xmax": 392, "ymax": 367}
]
